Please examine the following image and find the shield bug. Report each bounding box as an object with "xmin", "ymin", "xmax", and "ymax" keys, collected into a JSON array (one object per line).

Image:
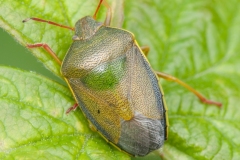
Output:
[{"xmin": 23, "ymin": 0, "xmax": 222, "ymax": 157}]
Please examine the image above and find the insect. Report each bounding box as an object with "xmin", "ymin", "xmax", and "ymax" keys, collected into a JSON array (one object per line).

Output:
[{"xmin": 23, "ymin": 0, "xmax": 222, "ymax": 157}]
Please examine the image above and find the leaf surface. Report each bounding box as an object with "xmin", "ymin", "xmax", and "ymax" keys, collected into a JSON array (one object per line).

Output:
[{"xmin": 1, "ymin": 0, "xmax": 240, "ymax": 159}]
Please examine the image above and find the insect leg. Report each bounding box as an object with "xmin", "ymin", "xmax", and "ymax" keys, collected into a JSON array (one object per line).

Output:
[
  {"xmin": 27, "ymin": 43, "xmax": 62, "ymax": 65},
  {"xmin": 66, "ymin": 103, "xmax": 78, "ymax": 114},
  {"xmin": 93, "ymin": 0, "xmax": 112, "ymax": 26},
  {"xmin": 102, "ymin": 0, "xmax": 112, "ymax": 26},
  {"xmin": 140, "ymin": 46, "xmax": 150, "ymax": 57},
  {"xmin": 22, "ymin": 17, "xmax": 74, "ymax": 31},
  {"xmin": 155, "ymin": 71, "xmax": 222, "ymax": 107},
  {"xmin": 93, "ymin": 0, "xmax": 104, "ymax": 19}
]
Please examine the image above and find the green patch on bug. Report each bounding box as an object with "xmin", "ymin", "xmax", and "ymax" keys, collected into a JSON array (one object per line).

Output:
[{"xmin": 81, "ymin": 56, "xmax": 126, "ymax": 90}]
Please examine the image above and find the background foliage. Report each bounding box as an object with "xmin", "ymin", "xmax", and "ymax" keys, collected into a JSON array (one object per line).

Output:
[{"xmin": 1, "ymin": 0, "xmax": 240, "ymax": 159}]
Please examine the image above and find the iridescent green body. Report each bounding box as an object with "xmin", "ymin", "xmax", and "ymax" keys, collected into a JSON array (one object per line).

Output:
[{"xmin": 61, "ymin": 16, "xmax": 168, "ymax": 156}]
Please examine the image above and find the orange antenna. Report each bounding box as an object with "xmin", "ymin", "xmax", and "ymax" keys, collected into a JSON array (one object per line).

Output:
[
  {"xmin": 93, "ymin": 0, "xmax": 104, "ymax": 19},
  {"xmin": 22, "ymin": 17, "xmax": 74, "ymax": 31}
]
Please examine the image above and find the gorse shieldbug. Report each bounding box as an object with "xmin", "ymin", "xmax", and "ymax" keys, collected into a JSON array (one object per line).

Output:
[{"xmin": 23, "ymin": 0, "xmax": 222, "ymax": 157}]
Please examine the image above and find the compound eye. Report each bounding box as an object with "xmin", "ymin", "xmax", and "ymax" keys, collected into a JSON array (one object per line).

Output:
[{"xmin": 72, "ymin": 35, "xmax": 82, "ymax": 41}]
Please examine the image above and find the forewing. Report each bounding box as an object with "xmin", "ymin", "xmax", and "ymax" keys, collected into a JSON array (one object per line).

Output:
[
  {"xmin": 127, "ymin": 44, "xmax": 165, "ymax": 121},
  {"xmin": 67, "ymin": 55, "xmax": 131, "ymax": 144},
  {"xmin": 115, "ymin": 44, "xmax": 166, "ymax": 156}
]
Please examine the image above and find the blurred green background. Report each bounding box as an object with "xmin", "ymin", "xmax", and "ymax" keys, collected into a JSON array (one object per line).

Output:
[{"xmin": 0, "ymin": 28, "xmax": 63, "ymax": 84}]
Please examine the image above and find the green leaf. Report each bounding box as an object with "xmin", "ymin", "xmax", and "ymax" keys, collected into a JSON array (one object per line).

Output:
[
  {"xmin": 0, "ymin": 66, "xmax": 128, "ymax": 159},
  {"xmin": 125, "ymin": 0, "xmax": 240, "ymax": 160},
  {"xmin": 1, "ymin": 0, "xmax": 240, "ymax": 160}
]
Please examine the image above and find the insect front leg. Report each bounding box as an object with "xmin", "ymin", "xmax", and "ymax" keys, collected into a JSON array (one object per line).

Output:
[
  {"xmin": 27, "ymin": 43, "xmax": 62, "ymax": 65},
  {"xmin": 93, "ymin": 0, "xmax": 112, "ymax": 26},
  {"xmin": 22, "ymin": 17, "xmax": 76, "ymax": 64},
  {"xmin": 22, "ymin": 17, "xmax": 74, "ymax": 31},
  {"xmin": 27, "ymin": 43, "xmax": 80, "ymax": 112}
]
